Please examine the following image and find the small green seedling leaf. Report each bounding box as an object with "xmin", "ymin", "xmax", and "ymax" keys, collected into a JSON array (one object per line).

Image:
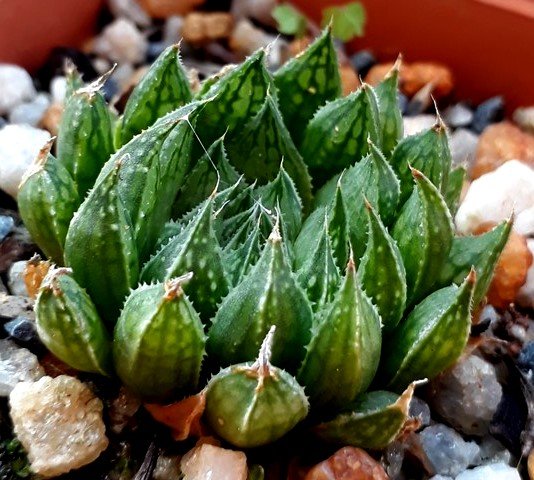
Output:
[
  {"xmin": 272, "ymin": 4, "xmax": 308, "ymax": 37},
  {"xmin": 322, "ymin": 2, "xmax": 366, "ymax": 42}
]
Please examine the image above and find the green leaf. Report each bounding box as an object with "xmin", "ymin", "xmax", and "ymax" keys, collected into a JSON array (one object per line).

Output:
[
  {"xmin": 444, "ymin": 165, "xmax": 467, "ymax": 216},
  {"xmin": 207, "ymin": 223, "xmax": 313, "ymax": 372},
  {"xmin": 436, "ymin": 220, "xmax": 512, "ymax": 307},
  {"xmin": 18, "ymin": 139, "xmax": 80, "ymax": 265},
  {"xmin": 300, "ymin": 84, "xmax": 380, "ymax": 182},
  {"xmin": 120, "ymin": 45, "xmax": 193, "ymax": 145},
  {"xmin": 272, "ymin": 4, "xmax": 307, "ymax": 37},
  {"xmin": 205, "ymin": 329, "xmax": 308, "ymax": 448},
  {"xmin": 389, "ymin": 117, "xmax": 452, "ymax": 205},
  {"xmin": 255, "ymin": 165, "xmax": 303, "ymax": 242},
  {"xmin": 64, "ymin": 159, "xmax": 139, "ymax": 324},
  {"xmin": 226, "ymin": 94, "xmax": 313, "ymax": 208},
  {"xmin": 141, "ymin": 197, "xmax": 230, "ymax": 322},
  {"xmin": 392, "ymin": 168, "xmax": 454, "ymax": 306},
  {"xmin": 322, "ymin": 2, "xmax": 366, "ymax": 42},
  {"xmin": 173, "ymin": 136, "xmax": 240, "ymax": 218},
  {"xmin": 381, "ymin": 271, "xmax": 475, "ymax": 392},
  {"xmin": 374, "ymin": 60, "xmax": 403, "ymax": 155},
  {"xmin": 274, "ymin": 28, "xmax": 341, "ymax": 145},
  {"xmin": 297, "ymin": 255, "xmax": 382, "ymax": 410},
  {"xmin": 113, "ymin": 276, "xmax": 206, "ymax": 400},
  {"xmin": 296, "ymin": 213, "xmax": 341, "ymax": 312},
  {"xmin": 314, "ymin": 382, "xmax": 417, "ymax": 449},
  {"xmin": 198, "ymin": 50, "xmax": 274, "ymax": 150},
  {"xmin": 36, "ymin": 268, "xmax": 112, "ymax": 375},
  {"xmin": 359, "ymin": 202, "xmax": 406, "ymax": 331},
  {"xmin": 56, "ymin": 73, "xmax": 115, "ymax": 196}
]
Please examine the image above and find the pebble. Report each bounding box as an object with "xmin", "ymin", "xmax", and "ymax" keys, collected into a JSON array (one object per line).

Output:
[
  {"xmin": 405, "ymin": 82, "xmax": 434, "ymax": 116},
  {"xmin": 181, "ymin": 444, "xmax": 247, "ymax": 480},
  {"xmin": 139, "ymin": 0, "xmax": 205, "ymax": 18},
  {"xmin": 0, "ymin": 340, "xmax": 43, "ymax": 396},
  {"xmin": 39, "ymin": 102, "xmax": 63, "ymax": 136},
  {"xmin": 445, "ymin": 103, "xmax": 474, "ymax": 128},
  {"xmin": 107, "ymin": 0, "xmax": 151, "ymax": 27},
  {"xmin": 513, "ymin": 106, "xmax": 534, "ymax": 134},
  {"xmin": 108, "ymin": 386, "xmax": 141, "ymax": 434},
  {"xmin": 38, "ymin": 47, "xmax": 98, "ymax": 88},
  {"xmin": 0, "ymin": 65, "xmax": 36, "ymax": 116},
  {"xmin": 146, "ymin": 42, "xmax": 167, "ymax": 62},
  {"xmin": 304, "ymin": 447, "xmax": 388, "ymax": 480},
  {"xmin": 111, "ymin": 62, "xmax": 135, "ymax": 90},
  {"xmin": 349, "ymin": 50, "xmax": 377, "ymax": 78},
  {"xmin": 7, "ymin": 261, "xmax": 28, "ymax": 297},
  {"xmin": 455, "ymin": 463, "xmax": 520, "ymax": 480},
  {"xmin": 9, "ymin": 375, "xmax": 109, "ymax": 477},
  {"xmin": 430, "ymin": 355, "xmax": 502, "ymax": 436},
  {"xmin": 471, "ymin": 96, "xmax": 505, "ymax": 134},
  {"xmin": 93, "ymin": 18, "xmax": 148, "ymax": 64},
  {"xmin": 398, "ymin": 92, "xmax": 409, "ymax": 114},
  {"xmin": 231, "ymin": 0, "xmax": 276, "ymax": 26},
  {"xmin": 516, "ymin": 206, "xmax": 534, "ymax": 237},
  {"xmin": 0, "ymin": 293, "xmax": 34, "ymax": 320},
  {"xmin": 0, "ymin": 124, "xmax": 51, "ymax": 198},
  {"xmin": 50, "ymin": 76, "xmax": 67, "ymax": 103},
  {"xmin": 456, "ymin": 160, "xmax": 534, "ymax": 235},
  {"xmin": 473, "ymin": 121, "xmax": 534, "ymax": 178},
  {"xmin": 366, "ymin": 61, "xmax": 454, "ymax": 99},
  {"xmin": 229, "ymin": 19, "xmax": 274, "ymax": 56},
  {"xmin": 8, "ymin": 93, "xmax": 51, "ymax": 127},
  {"xmin": 0, "ymin": 215, "xmax": 14, "ymax": 242},
  {"xmin": 153, "ymin": 454, "xmax": 181, "ymax": 480},
  {"xmin": 340, "ymin": 64, "xmax": 361, "ymax": 96},
  {"xmin": 4, "ymin": 317, "xmax": 40, "ymax": 349},
  {"xmin": 474, "ymin": 435, "xmax": 512, "ymax": 466},
  {"xmin": 162, "ymin": 15, "xmax": 184, "ymax": 45},
  {"xmin": 518, "ymin": 239, "xmax": 534, "ymax": 308},
  {"xmin": 485, "ymin": 228, "xmax": 532, "ymax": 309},
  {"xmin": 417, "ymin": 424, "xmax": 480, "ymax": 477},
  {"xmin": 409, "ymin": 396, "xmax": 431, "ymax": 427},
  {"xmin": 403, "ymin": 114, "xmax": 436, "ymax": 137},
  {"xmin": 449, "ymin": 128, "xmax": 479, "ymax": 170},
  {"xmin": 182, "ymin": 12, "xmax": 234, "ymax": 44}
]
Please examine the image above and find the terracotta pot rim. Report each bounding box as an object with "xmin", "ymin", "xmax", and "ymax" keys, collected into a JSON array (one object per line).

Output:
[{"xmin": 475, "ymin": 0, "xmax": 534, "ymax": 18}]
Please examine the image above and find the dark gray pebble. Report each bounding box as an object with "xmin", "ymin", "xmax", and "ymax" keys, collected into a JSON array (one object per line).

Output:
[
  {"xmin": 0, "ymin": 216, "xmax": 14, "ymax": 242},
  {"xmin": 471, "ymin": 96, "xmax": 505, "ymax": 133},
  {"xmin": 350, "ymin": 50, "xmax": 376, "ymax": 78}
]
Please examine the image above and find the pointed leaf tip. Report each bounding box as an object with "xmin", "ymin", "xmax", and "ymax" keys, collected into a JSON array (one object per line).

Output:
[{"xmin": 164, "ymin": 272, "xmax": 194, "ymax": 300}]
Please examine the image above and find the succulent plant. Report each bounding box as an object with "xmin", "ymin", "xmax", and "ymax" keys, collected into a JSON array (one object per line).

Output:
[{"xmin": 20, "ymin": 32, "xmax": 511, "ymax": 451}]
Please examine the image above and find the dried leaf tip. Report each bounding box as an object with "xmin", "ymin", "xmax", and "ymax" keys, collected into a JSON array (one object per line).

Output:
[
  {"xmin": 164, "ymin": 272, "xmax": 194, "ymax": 300},
  {"xmin": 432, "ymin": 98, "xmax": 447, "ymax": 133},
  {"xmin": 252, "ymin": 325, "xmax": 276, "ymax": 378},
  {"xmin": 268, "ymin": 212, "xmax": 282, "ymax": 243},
  {"xmin": 42, "ymin": 266, "xmax": 73, "ymax": 295},
  {"xmin": 466, "ymin": 267, "xmax": 477, "ymax": 285},
  {"xmin": 409, "ymin": 165, "xmax": 424, "ymax": 179},
  {"xmin": 19, "ymin": 137, "xmax": 56, "ymax": 188},
  {"xmin": 385, "ymin": 54, "xmax": 403, "ymax": 79},
  {"xmin": 346, "ymin": 246, "xmax": 356, "ymax": 272},
  {"xmin": 77, "ymin": 64, "xmax": 117, "ymax": 97},
  {"xmin": 363, "ymin": 195, "xmax": 373, "ymax": 211}
]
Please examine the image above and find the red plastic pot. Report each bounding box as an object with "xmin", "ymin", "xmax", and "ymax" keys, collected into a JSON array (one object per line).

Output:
[
  {"xmin": 292, "ymin": 0, "xmax": 534, "ymax": 111},
  {"xmin": 0, "ymin": 0, "xmax": 533, "ymax": 111}
]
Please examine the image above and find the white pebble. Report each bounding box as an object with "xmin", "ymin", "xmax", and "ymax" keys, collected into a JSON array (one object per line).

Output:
[
  {"xmin": 455, "ymin": 160, "xmax": 534, "ymax": 235},
  {"xmin": 449, "ymin": 128, "xmax": 479, "ymax": 170},
  {"xmin": 403, "ymin": 114, "xmax": 436, "ymax": 137},
  {"xmin": 181, "ymin": 444, "xmax": 248, "ymax": 480},
  {"xmin": 163, "ymin": 15, "xmax": 184, "ymax": 45},
  {"xmin": 50, "ymin": 76, "xmax": 68, "ymax": 103},
  {"xmin": 93, "ymin": 18, "xmax": 148, "ymax": 64},
  {"xmin": 8, "ymin": 94, "xmax": 50, "ymax": 127},
  {"xmin": 230, "ymin": 19, "xmax": 274, "ymax": 56},
  {"xmin": 0, "ymin": 340, "xmax": 43, "ymax": 396},
  {"xmin": 107, "ymin": 0, "xmax": 151, "ymax": 27},
  {"xmin": 455, "ymin": 462, "xmax": 520, "ymax": 480},
  {"xmin": 515, "ymin": 206, "xmax": 534, "ymax": 237},
  {"xmin": 10, "ymin": 376, "xmax": 108, "ymax": 477},
  {"xmin": 7, "ymin": 261, "xmax": 29, "ymax": 297},
  {"xmin": 517, "ymin": 239, "xmax": 534, "ymax": 309},
  {"xmin": 0, "ymin": 64, "xmax": 36, "ymax": 115},
  {"xmin": 231, "ymin": 0, "xmax": 276, "ymax": 26},
  {"xmin": 0, "ymin": 124, "xmax": 51, "ymax": 198}
]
